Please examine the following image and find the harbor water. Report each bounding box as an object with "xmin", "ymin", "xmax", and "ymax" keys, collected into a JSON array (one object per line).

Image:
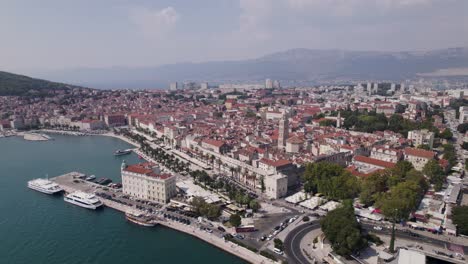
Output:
[{"xmin": 0, "ymin": 135, "xmax": 245, "ymax": 264}]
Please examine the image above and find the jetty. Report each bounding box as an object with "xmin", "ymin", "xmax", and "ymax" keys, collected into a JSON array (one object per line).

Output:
[{"xmin": 50, "ymin": 172, "xmax": 278, "ymax": 264}]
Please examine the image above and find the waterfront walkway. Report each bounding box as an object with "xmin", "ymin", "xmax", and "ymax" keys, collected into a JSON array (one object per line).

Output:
[{"xmin": 50, "ymin": 172, "xmax": 278, "ymax": 264}]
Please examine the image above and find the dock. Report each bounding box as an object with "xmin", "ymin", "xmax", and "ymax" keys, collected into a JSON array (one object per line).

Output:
[
  {"xmin": 51, "ymin": 172, "xmax": 137, "ymax": 213},
  {"xmin": 49, "ymin": 172, "xmax": 278, "ymax": 264}
]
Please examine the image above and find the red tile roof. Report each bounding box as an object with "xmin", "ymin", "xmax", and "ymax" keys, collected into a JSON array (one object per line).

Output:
[
  {"xmin": 123, "ymin": 162, "xmax": 173, "ymax": 180},
  {"xmin": 404, "ymin": 148, "xmax": 435, "ymax": 159},
  {"xmin": 202, "ymin": 139, "xmax": 226, "ymax": 148},
  {"xmin": 260, "ymin": 158, "xmax": 291, "ymax": 168},
  {"xmin": 354, "ymin": 155, "xmax": 396, "ymax": 169}
]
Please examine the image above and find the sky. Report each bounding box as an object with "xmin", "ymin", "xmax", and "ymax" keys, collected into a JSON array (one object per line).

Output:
[{"xmin": 1, "ymin": 0, "xmax": 467, "ymax": 72}]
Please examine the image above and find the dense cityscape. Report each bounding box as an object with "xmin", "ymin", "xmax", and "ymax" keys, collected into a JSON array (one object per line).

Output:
[
  {"xmin": 2, "ymin": 1, "xmax": 468, "ymax": 264},
  {"xmin": 2, "ymin": 78, "xmax": 468, "ymax": 264}
]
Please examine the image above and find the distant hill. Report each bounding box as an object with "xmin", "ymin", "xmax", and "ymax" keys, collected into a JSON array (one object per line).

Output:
[
  {"xmin": 34, "ymin": 47, "xmax": 468, "ymax": 89},
  {"xmin": 0, "ymin": 71, "xmax": 86, "ymax": 96}
]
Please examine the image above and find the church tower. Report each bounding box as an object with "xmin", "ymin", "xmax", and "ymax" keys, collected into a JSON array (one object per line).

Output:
[
  {"xmin": 278, "ymin": 114, "xmax": 289, "ymax": 149},
  {"xmin": 336, "ymin": 111, "xmax": 342, "ymax": 128}
]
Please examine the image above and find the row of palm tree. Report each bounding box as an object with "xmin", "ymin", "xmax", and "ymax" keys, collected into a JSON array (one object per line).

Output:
[{"xmin": 140, "ymin": 142, "xmax": 190, "ymax": 174}]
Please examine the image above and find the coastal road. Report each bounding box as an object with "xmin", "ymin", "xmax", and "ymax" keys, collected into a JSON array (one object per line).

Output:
[
  {"xmin": 284, "ymin": 221, "xmax": 321, "ymax": 264},
  {"xmin": 284, "ymin": 221, "xmax": 468, "ymax": 264}
]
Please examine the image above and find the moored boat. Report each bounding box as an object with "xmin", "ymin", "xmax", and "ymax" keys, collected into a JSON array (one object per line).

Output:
[
  {"xmin": 125, "ymin": 211, "xmax": 157, "ymax": 227},
  {"xmin": 85, "ymin": 175, "xmax": 96, "ymax": 181},
  {"xmin": 114, "ymin": 149, "xmax": 132, "ymax": 156},
  {"xmin": 64, "ymin": 191, "xmax": 103, "ymax": 209},
  {"xmin": 27, "ymin": 178, "xmax": 63, "ymax": 194}
]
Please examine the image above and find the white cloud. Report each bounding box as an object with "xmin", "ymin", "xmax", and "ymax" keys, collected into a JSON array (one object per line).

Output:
[
  {"xmin": 129, "ymin": 6, "xmax": 179, "ymax": 39},
  {"xmin": 287, "ymin": 0, "xmax": 433, "ymax": 16}
]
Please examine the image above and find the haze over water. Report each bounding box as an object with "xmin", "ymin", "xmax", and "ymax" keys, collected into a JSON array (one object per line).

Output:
[{"xmin": 0, "ymin": 135, "xmax": 245, "ymax": 264}]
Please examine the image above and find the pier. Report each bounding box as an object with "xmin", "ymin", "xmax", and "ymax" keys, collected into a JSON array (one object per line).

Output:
[{"xmin": 50, "ymin": 172, "xmax": 278, "ymax": 264}]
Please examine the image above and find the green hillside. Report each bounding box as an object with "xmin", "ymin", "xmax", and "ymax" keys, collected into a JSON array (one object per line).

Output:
[{"xmin": 0, "ymin": 71, "xmax": 85, "ymax": 96}]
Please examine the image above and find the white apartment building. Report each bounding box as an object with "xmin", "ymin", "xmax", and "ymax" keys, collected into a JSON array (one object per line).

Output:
[
  {"xmin": 403, "ymin": 148, "xmax": 435, "ymax": 171},
  {"xmin": 459, "ymin": 106, "xmax": 468, "ymax": 124},
  {"xmin": 121, "ymin": 161, "xmax": 176, "ymax": 203},
  {"xmin": 408, "ymin": 129, "xmax": 435, "ymax": 149},
  {"xmin": 370, "ymin": 146, "xmax": 402, "ymax": 163}
]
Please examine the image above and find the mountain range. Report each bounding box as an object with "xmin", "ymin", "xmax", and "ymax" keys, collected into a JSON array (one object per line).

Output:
[{"xmin": 26, "ymin": 47, "xmax": 468, "ymax": 89}]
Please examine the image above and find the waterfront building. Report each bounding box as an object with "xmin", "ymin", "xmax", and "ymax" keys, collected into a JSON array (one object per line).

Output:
[
  {"xmin": 104, "ymin": 114, "xmax": 126, "ymax": 127},
  {"xmin": 121, "ymin": 161, "xmax": 176, "ymax": 203}
]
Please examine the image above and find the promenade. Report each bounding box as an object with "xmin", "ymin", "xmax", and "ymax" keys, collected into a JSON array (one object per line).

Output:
[{"xmin": 51, "ymin": 172, "xmax": 278, "ymax": 264}]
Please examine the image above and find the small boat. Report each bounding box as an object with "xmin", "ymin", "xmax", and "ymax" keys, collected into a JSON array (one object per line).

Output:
[
  {"xmin": 138, "ymin": 155, "xmax": 143, "ymax": 159},
  {"xmin": 125, "ymin": 211, "xmax": 158, "ymax": 227},
  {"xmin": 114, "ymin": 149, "xmax": 132, "ymax": 156},
  {"xmin": 97, "ymin": 178, "xmax": 112, "ymax": 185},
  {"xmin": 85, "ymin": 175, "xmax": 96, "ymax": 181}
]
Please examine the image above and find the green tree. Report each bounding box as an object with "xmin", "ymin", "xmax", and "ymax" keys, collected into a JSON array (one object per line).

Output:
[
  {"xmin": 249, "ymin": 200, "xmax": 261, "ymax": 212},
  {"xmin": 273, "ymin": 238, "xmax": 284, "ymax": 251},
  {"xmin": 260, "ymin": 176, "xmax": 266, "ymax": 193},
  {"xmin": 439, "ymin": 129, "xmax": 453, "ymax": 140},
  {"xmin": 320, "ymin": 201, "xmax": 367, "ymax": 256},
  {"xmin": 303, "ymin": 162, "xmax": 359, "ymax": 200},
  {"xmin": 452, "ymin": 206, "xmax": 468, "ymax": 235},
  {"xmin": 422, "ymin": 159, "xmax": 445, "ymax": 191},
  {"xmin": 229, "ymin": 213, "xmax": 242, "ymax": 227},
  {"xmin": 457, "ymin": 123, "xmax": 468, "ymax": 133},
  {"xmin": 359, "ymin": 172, "xmax": 388, "ymax": 206}
]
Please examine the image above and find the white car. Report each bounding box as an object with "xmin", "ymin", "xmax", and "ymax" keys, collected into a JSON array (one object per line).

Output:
[{"xmin": 373, "ymin": 226, "xmax": 383, "ymax": 231}]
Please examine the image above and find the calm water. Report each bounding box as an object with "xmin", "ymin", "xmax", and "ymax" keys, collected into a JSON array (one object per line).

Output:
[{"xmin": 0, "ymin": 135, "xmax": 245, "ymax": 264}]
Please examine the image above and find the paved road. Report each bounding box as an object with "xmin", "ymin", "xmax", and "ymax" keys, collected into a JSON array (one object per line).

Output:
[
  {"xmin": 284, "ymin": 221, "xmax": 321, "ymax": 264},
  {"xmin": 284, "ymin": 221, "xmax": 468, "ymax": 264}
]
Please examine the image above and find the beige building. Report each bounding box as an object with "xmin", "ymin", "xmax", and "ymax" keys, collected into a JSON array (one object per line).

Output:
[
  {"xmin": 407, "ymin": 129, "xmax": 435, "ymax": 149},
  {"xmin": 121, "ymin": 162, "xmax": 176, "ymax": 203},
  {"xmin": 286, "ymin": 136, "xmax": 303, "ymax": 153},
  {"xmin": 403, "ymin": 148, "xmax": 436, "ymax": 171},
  {"xmin": 370, "ymin": 146, "xmax": 402, "ymax": 163},
  {"xmin": 265, "ymin": 174, "xmax": 288, "ymax": 199}
]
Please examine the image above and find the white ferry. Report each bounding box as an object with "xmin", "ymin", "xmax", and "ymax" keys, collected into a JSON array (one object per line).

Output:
[
  {"xmin": 27, "ymin": 178, "xmax": 63, "ymax": 194},
  {"xmin": 64, "ymin": 191, "xmax": 103, "ymax": 209}
]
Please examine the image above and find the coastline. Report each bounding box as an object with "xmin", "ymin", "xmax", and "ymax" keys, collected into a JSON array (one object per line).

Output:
[{"xmin": 45, "ymin": 130, "xmax": 276, "ymax": 264}]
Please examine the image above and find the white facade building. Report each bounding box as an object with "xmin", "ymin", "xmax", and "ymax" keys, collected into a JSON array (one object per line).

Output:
[
  {"xmin": 121, "ymin": 162, "xmax": 176, "ymax": 203},
  {"xmin": 265, "ymin": 174, "xmax": 288, "ymax": 199},
  {"xmin": 408, "ymin": 129, "xmax": 435, "ymax": 149}
]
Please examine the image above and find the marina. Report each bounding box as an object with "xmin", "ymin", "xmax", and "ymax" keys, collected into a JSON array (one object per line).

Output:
[
  {"xmin": 48, "ymin": 171, "xmax": 276, "ymax": 264},
  {"xmin": 1, "ymin": 135, "xmax": 245, "ymax": 264}
]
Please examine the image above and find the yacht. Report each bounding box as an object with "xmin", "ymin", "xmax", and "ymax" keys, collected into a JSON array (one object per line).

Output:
[
  {"xmin": 64, "ymin": 191, "xmax": 103, "ymax": 209},
  {"xmin": 27, "ymin": 178, "xmax": 63, "ymax": 194},
  {"xmin": 114, "ymin": 149, "xmax": 132, "ymax": 156},
  {"xmin": 125, "ymin": 211, "xmax": 157, "ymax": 227}
]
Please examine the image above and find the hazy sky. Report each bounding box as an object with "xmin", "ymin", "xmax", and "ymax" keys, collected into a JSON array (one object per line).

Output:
[{"xmin": 1, "ymin": 0, "xmax": 467, "ymax": 72}]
